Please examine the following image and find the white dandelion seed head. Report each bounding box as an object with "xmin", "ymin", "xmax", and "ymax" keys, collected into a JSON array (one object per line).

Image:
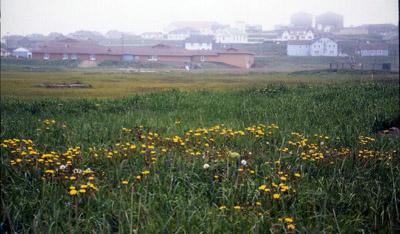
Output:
[{"xmin": 73, "ymin": 169, "xmax": 82, "ymax": 174}]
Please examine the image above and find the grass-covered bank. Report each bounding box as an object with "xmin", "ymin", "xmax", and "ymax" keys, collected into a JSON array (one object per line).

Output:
[
  {"xmin": 1, "ymin": 80, "xmax": 399, "ymax": 233},
  {"xmin": 1, "ymin": 69, "xmax": 399, "ymax": 98}
]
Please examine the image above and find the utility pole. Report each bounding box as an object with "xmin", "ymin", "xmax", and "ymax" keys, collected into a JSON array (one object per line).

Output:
[{"xmin": 121, "ymin": 33, "xmax": 125, "ymax": 56}]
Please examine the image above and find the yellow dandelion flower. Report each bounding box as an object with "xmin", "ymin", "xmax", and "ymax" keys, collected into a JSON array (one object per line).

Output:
[
  {"xmin": 273, "ymin": 194, "xmax": 280, "ymax": 199},
  {"xmin": 122, "ymin": 181, "xmax": 128, "ymax": 185},
  {"xmin": 16, "ymin": 158, "xmax": 22, "ymax": 163},
  {"xmin": 285, "ymin": 217, "xmax": 293, "ymax": 223},
  {"xmin": 70, "ymin": 176, "xmax": 76, "ymax": 180},
  {"xmin": 287, "ymin": 224, "xmax": 295, "ymax": 230},
  {"xmin": 136, "ymin": 175, "xmax": 141, "ymax": 180},
  {"xmin": 80, "ymin": 185, "xmax": 88, "ymax": 189},
  {"xmin": 88, "ymin": 176, "xmax": 94, "ymax": 180},
  {"xmin": 238, "ymin": 168, "xmax": 244, "ymax": 172},
  {"xmin": 294, "ymin": 173, "xmax": 301, "ymax": 178},
  {"xmin": 69, "ymin": 190, "xmax": 77, "ymax": 195},
  {"xmin": 233, "ymin": 206, "xmax": 242, "ymax": 210},
  {"xmin": 280, "ymin": 176, "xmax": 287, "ymax": 181},
  {"xmin": 219, "ymin": 206, "xmax": 227, "ymax": 210},
  {"xmin": 141, "ymin": 170, "xmax": 150, "ymax": 175},
  {"xmin": 258, "ymin": 185, "xmax": 266, "ymax": 190},
  {"xmin": 69, "ymin": 186, "xmax": 76, "ymax": 190},
  {"xmin": 79, "ymin": 189, "xmax": 86, "ymax": 193}
]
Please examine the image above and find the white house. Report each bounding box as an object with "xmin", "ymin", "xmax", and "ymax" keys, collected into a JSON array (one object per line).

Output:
[
  {"xmin": 215, "ymin": 28, "xmax": 248, "ymax": 44},
  {"xmin": 278, "ymin": 29, "xmax": 314, "ymax": 41},
  {"xmin": 235, "ymin": 21, "xmax": 247, "ymax": 33},
  {"xmin": 1, "ymin": 47, "xmax": 9, "ymax": 57},
  {"xmin": 167, "ymin": 28, "xmax": 200, "ymax": 41},
  {"xmin": 287, "ymin": 36, "xmax": 338, "ymax": 56},
  {"xmin": 310, "ymin": 37, "xmax": 338, "ymax": 56},
  {"xmin": 184, "ymin": 35, "xmax": 214, "ymax": 50},
  {"xmin": 13, "ymin": 47, "xmax": 32, "ymax": 58},
  {"xmin": 141, "ymin": 32, "xmax": 164, "ymax": 40},
  {"xmin": 357, "ymin": 43, "xmax": 389, "ymax": 56},
  {"xmin": 287, "ymin": 40, "xmax": 312, "ymax": 56}
]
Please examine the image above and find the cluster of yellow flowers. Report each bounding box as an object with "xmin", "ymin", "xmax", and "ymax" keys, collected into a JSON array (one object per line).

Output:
[{"xmin": 2, "ymin": 119, "xmax": 398, "ymax": 232}]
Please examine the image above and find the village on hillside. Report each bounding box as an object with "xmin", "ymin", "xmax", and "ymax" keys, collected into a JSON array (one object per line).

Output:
[{"xmin": 1, "ymin": 11, "xmax": 399, "ymax": 70}]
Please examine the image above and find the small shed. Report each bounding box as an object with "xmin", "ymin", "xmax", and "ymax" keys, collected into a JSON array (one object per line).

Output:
[{"xmin": 13, "ymin": 47, "xmax": 32, "ymax": 58}]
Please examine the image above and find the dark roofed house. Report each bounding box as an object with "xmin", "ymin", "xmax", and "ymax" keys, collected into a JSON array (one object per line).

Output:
[
  {"xmin": 167, "ymin": 28, "xmax": 200, "ymax": 41},
  {"xmin": 287, "ymin": 40, "xmax": 312, "ymax": 56},
  {"xmin": 358, "ymin": 43, "xmax": 389, "ymax": 56},
  {"xmin": 32, "ymin": 38, "xmax": 120, "ymax": 61},
  {"xmin": 184, "ymin": 35, "xmax": 215, "ymax": 50}
]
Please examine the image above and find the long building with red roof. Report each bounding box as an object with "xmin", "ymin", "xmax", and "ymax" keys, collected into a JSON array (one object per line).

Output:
[{"xmin": 32, "ymin": 39, "xmax": 254, "ymax": 69}]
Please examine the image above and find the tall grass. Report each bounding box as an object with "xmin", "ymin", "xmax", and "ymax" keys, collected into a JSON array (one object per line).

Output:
[{"xmin": 1, "ymin": 80, "xmax": 399, "ymax": 233}]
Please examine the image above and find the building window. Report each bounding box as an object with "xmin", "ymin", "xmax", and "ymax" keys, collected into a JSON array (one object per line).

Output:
[
  {"xmin": 201, "ymin": 56, "xmax": 205, "ymax": 62},
  {"xmin": 378, "ymin": 50, "xmax": 382, "ymax": 54},
  {"xmin": 63, "ymin": 53, "xmax": 68, "ymax": 60},
  {"xmin": 330, "ymin": 51, "xmax": 334, "ymax": 54},
  {"xmin": 148, "ymin": 55, "xmax": 157, "ymax": 61},
  {"xmin": 90, "ymin": 54, "xmax": 96, "ymax": 61},
  {"xmin": 315, "ymin": 51, "xmax": 319, "ymax": 54},
  {"xmin": 71, "ymin": 54, "xmax": 77, "ymax": 60},
  {"xmin": 44, "ymin": 53, "xmax": 49, "ymax": 59}
]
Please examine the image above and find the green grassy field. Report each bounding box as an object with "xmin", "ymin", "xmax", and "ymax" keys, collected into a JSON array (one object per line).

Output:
[
  {"xmin": 1, "ymin": 69, "xmax": 399, "ymax": 98},
  {"xmin": 1, "ymin": 70, "xmax": 400, "ymax": 233}
]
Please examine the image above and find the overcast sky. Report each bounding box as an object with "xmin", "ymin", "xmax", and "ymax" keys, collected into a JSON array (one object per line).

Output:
[{"xmin": 1, "ymin": 0, "xmax": 398, "ymax": 37}]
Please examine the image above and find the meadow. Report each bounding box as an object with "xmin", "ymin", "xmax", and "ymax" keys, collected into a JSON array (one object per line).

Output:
[{"xmin": 1, "ymin": 69, "xmax": 400, "ymax": 233}]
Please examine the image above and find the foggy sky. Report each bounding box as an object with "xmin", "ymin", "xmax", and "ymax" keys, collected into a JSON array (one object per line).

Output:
[{"xmin": 1, "ymin": 0, "xmax": 398, "ymax": 37}]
